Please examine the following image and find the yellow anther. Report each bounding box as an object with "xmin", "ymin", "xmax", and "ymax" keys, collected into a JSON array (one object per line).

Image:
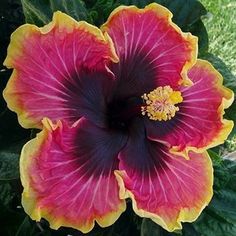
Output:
[{"xmin": 141, "ymin": 86, "xmax": 183, "ymax": 121}]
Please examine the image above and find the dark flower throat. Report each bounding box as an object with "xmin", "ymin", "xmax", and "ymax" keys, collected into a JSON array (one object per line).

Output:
[{"xmin": 107, "ymin": 97, "xmax": 143, "ymax": 131}]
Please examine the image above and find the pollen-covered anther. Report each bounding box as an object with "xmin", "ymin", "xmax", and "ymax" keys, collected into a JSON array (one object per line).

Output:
[{"xmin": 141, "ymin": 86, "xmax": 183, "ymax": 121}]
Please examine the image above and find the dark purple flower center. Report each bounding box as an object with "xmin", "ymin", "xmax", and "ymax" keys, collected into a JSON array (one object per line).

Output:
[{"xmin": 107, "ymin": 97, "xmax": 143, "ymax": 131}]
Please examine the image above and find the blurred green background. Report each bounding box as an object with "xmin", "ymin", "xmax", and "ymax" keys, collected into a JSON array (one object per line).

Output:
[{"xmin": 201, "ymin": 0, "xmax": 236, "ymax": 75}]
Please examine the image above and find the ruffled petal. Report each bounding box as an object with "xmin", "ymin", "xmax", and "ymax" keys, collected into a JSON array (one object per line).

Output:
[
  {"xmin": 146, "ymin": 59, "xmax": 234, "ymax": 156},
  {"xmin": 101, "ymin": 3, "xmax": 197, "ymax": 99},
  {"xmin": 116, "ymin": 121, "xmax": 213, "ymax": 231},
  {"xmin": 20, "ymin": 118, "xmax": 127, "ymax": 233},
  {"xmin": 4, "ymin": 11, "xmax": 118, "ymax": 129}
]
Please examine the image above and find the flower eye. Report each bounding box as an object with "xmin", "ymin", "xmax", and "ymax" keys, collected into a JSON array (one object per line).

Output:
[{"xmin": 141, "ymin": 86, "xmax": 183, "ymax": 121}]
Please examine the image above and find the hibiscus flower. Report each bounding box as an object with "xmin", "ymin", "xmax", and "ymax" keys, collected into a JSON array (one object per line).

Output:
[{"xmin": 3, "ymin": 3, "xmax": 233, "ymax": 233}]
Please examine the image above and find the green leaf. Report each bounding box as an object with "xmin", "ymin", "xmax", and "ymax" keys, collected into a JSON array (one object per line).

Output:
[
  {"xmin": 0, "ymin": 140, "xmax": 25, "ymax": 180},
  {"xmin": 0, "ymin": 182, "xmax": 15, "ymax": 206},
  {"xmin": 15, "ymin": 217, "xmax": 34, "ymax": 236},
  {"xmin": 49, "ymin": 0, "xmax": 90, "ymax": 21},
  {"xmin": 16, "ymin": 217, "xmax": 52, "ymax": 236},
  {"xmin": 208, "ymin": 149, "xmax": 222, "ymax": 166},
  {"xmin": 0, "ymin": 181, "xmax": 25, "ymax": 236},
  {"xmin": 141, "ymin": 218, "xmax": 181, "ymax": 236},
  {"xmin": 86, "ymin": 0, "xmax": 114, "ymax": 26},
  {"xmin": 182, "ymin": 223, "xmax": 200, "ymax": 236},
  {"xmin": 0, "ymin": 151, "xmax": 19, "ymax": 180},
  {"xmin": 190, "ymin": 159, "xmax": 236, "ymax": 236},
  {"xmin": 88, "ymin": 0, "xmax": 207, "ymax": 26},
  {"xmin": 201, "ymin": 53, "xmax": 236, "ymax": 137},
  {"xmin": 154, "ymin": 0, "xmax": 207, "ymax": 28},
  {"xmin": 212, "ymin": 160, "xmax": 230, "ymax": 191},
  {"xmin": 187, "ymin": 19, "xmax": 209, "ymax": 56},
  {"xmin": 0, "ymin": 109, "xmax": 30, "ymax": 149},
  {"xmin": 0, "ymin": 204, "xmax": 25, "ymax": 236},
  {"xmin": 201, "ymin": 53, "xmax": 236, "ymax": 93},
  {"xmin": 21, "ymin": 0, "xmax": 91, "ymax": 26},
  {"xmin": 141, "ymin": 219, "xmax": 162, "ymax": 236}
]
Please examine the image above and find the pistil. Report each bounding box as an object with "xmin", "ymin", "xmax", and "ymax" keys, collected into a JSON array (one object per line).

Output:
[{"xmin": 141, "ymin": 86, "xmax": 183, "ymax": 121}]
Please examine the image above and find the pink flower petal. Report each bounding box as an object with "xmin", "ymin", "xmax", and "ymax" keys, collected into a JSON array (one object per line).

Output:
[
  {"xmin": 4, "ymin": 12, "xmax": 118, "ymax": 129},
  {"xmin": 20, "ymin": 118, "xmax": 127, "ymax": 233},
  {"xmin": 116, "ymin": 120, "xmax": 213, "ymax": 231},
  {"xmin": 146, "ymin": 59, "xmax": 234, "ymax": 155},
  {"xmin": 101, "ymin": 3, "xmax": 197, "ymax": 99}
]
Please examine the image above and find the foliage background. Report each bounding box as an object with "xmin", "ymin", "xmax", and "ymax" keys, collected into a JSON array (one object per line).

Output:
[{"xmin": 0, "ymin": 0, "xmax": 235, "ymax": 235}]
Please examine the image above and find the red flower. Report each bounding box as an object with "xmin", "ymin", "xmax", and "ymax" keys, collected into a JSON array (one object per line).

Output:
[{"xmin": 3, "ymin": 3, "xmax": 233, "ymax": 233}]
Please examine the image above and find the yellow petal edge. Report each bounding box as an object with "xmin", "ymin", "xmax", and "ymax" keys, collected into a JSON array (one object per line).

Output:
[
  {"xmin": 114, "ymin": 151, "xmax": 213, "ymax": 232},
  {"xmin": 101, "ymin": 2, "xmax": 198, "ymax": 87},
  {"xmin": 170, "ymin": 59, "xmax": 234, "ymax": 159},
  {"xmin": 20, "ymin": 118, "xmax": 126, "ymax": 233},
  {"xmin": 3, "ymin": 11, "xmax": 118, "ymax": 130}
]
